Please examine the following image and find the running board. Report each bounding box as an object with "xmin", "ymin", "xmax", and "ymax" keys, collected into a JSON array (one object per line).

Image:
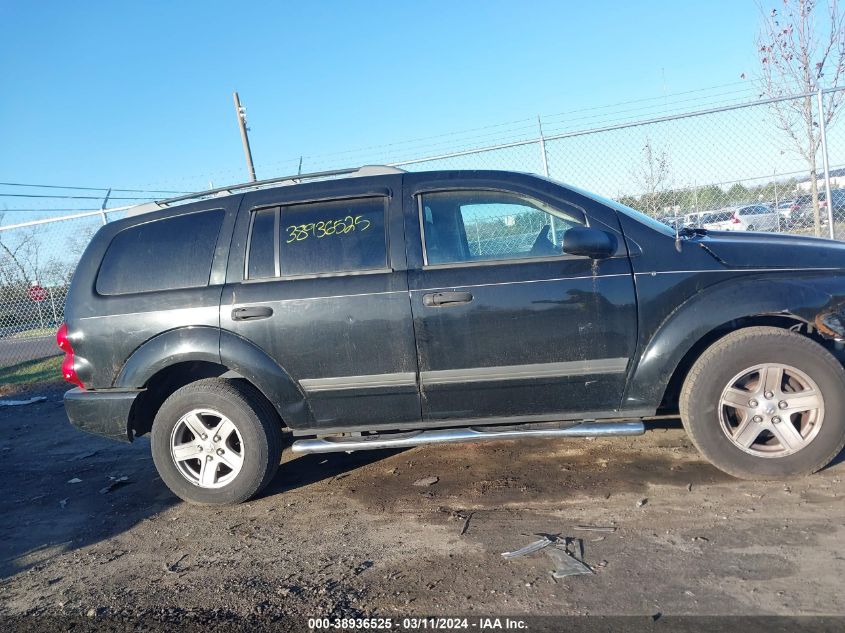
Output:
[{"xmin": 290, "ymin": 421, "xmax": 645, "ymax": 455}]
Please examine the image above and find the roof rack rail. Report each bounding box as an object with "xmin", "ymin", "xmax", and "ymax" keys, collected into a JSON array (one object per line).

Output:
[{"xmin": 125, "ymin": 165, "xmax": 405, "ymax": 217}]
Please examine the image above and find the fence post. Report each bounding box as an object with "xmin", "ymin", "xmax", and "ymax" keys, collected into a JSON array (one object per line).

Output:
[
  {"xmin": 816, "ymin": 89, "xmax": 835, "ymax": 239},
  {"xmin": 34, "ymin": 291, "xmax": 44, "ymax": 330},
  {"xmin": 47, "ymin": 287, "xmax": 59, "ymax": 325},
  {"xmin": 537, "ymin": 115, "xmax": 557, "ymax": 245},
  {"xmin": 100, "ymin": 188, "xmax": 111, "ymax": 225},
  {"xmin": 537, "ymin": 115, "xmax": 550, "ymax": 178}
]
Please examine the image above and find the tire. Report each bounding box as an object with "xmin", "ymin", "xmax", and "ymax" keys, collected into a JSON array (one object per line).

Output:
[
  {"xmin": 746, "ymin": 225, "xmax": 755, "ymax": 231},
  {"xmin": 680, "ymin": 326, "xmax": 845, "ymax": 480},
  {"xmin": 150, "ymin": 378, "xmax": 283, "ymax": 504}
]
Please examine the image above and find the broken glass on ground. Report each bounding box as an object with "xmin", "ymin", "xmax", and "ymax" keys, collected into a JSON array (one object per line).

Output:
[
  {"xmin": 501, "ymin": 536, "xmax": 553, "ymax": 559},
  {"xmin": 546, "ymin": 543, "xmax": 593, "ymax": 578},
  {"xmin": 501, "ymin": 535, "xmax": 594, "ymax": 577}
]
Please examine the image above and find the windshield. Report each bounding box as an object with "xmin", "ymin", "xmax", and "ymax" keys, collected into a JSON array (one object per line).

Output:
[{"xmin": 538, "ymin": 177, "xmax": 676, "ymax": 237}]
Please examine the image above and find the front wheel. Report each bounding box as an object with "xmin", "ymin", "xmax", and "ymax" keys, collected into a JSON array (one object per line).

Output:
[
  {"xmin": 151, "ymin": 378, "xmax": 283, "ymax": 504},
  {"xmin": 680, "ymin": 326, "xmax": 845, "ymax": 479}
]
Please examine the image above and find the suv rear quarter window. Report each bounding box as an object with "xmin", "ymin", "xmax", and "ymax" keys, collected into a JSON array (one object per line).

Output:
[{"xmin": 96, "ymin": 209, "xmax": 224, "ymax": 295}]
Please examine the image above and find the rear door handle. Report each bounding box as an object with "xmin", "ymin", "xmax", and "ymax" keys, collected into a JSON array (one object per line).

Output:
[
  {"xmin": 232, "ymin": 306, "xmax": 273, "ymax": 321},
  {"xmin": 422, "ymin": 291, "xmax": 473, "ymax": 307}
]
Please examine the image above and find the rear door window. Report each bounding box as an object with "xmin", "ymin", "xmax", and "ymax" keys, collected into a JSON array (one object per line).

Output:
[
  {"xmin": 96, "ymin": 209, "xmax": 224, "ymax": 295},
  {"xmin": 280, "ymin": 197, "xmax": 387, "ymax": 276},
  {"xmin": 245, "ymin": 197, "xmax": 389, "ymax": 279}
]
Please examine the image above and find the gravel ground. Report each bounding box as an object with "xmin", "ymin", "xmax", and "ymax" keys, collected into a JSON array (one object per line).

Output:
[{"xmin": 1, "ymin": 390, "xmax": 845, "ymax": 630}]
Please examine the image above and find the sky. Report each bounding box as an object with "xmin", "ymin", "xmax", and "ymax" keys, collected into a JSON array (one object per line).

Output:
[{"xmin": 0, "ymin": 1, "xmax": 770, "ymax": 206}]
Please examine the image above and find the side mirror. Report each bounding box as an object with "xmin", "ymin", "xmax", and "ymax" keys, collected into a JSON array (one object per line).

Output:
[{"xmin": 562, "ymin": 227, "xmax": 617, "ymax": 259}]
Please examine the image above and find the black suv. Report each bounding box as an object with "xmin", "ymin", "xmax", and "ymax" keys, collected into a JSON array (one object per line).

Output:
[{"xmin": 61, "ymin": 167, "xmax": 845, "ymax": 504}]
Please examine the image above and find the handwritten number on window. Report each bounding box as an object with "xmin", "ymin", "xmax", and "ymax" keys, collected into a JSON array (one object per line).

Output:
[{"xmin": 285, "ymin": 215, "xmax": 371, "ymax": 244}]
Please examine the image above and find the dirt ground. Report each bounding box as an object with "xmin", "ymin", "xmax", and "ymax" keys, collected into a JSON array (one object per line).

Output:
[{"xmin": 1, "ymin": 388, "xmax": 845, "ymax": 629}]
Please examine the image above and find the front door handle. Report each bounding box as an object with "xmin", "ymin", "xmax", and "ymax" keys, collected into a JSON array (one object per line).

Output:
[
  {"xmin": 232, "ymin": 306, "xmax": 274, "ymax": 321},
  {"xmin": 422, "ymin": 291, "xmax": 473, "ymax": 307}
]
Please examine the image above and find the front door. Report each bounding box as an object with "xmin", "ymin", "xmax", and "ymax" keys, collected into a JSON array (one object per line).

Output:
[
  {"xmin": 403, "ymin": 173, "xmax": 638, "ymax": 423},
  {"xmin": 221, "ymin": 175, "xmax": 421, "ymax": 431}
]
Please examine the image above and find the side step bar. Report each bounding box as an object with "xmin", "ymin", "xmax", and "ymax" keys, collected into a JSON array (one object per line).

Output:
[{"xmin": 291, "ymin": 421, "xmax": 645, "ymax": 455}]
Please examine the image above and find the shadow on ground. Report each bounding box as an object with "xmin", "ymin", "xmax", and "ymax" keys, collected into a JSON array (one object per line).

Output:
[
  {"xmin": 0, "ymin": 396, "xmax": 401, "ymax": 579},
  {"xmin": 4, "ymin": 400, "xmax": 844, "ymax": 584}
]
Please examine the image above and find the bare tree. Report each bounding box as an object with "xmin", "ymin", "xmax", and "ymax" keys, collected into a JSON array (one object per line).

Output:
[
  {"xmin": 634, "ymin": 138, "xmax": 673, "ymax": 217},
  {"xmin": 757, "ymin": 0, "xmax": 845, "ymax": 235},
  {"xmin": 0, "ymin": 213, "xmax": 35, "ymax": 287},
  {"xmin": 43, "ymin": 226, "xmax": 96, "ymax": 286}
]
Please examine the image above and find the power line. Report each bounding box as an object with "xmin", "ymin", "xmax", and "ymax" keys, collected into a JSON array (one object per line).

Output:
[
  {"xmin": 0, "ymin": 208, "xmax": 99, "ymax": 212},
  {"xmin": 0, "ymin": 193, "xmax": 160, "ymax": 200},
  {"xmin": 256, "ymin": 80, "xmax": 758, "ymax": 174},
  {"xmin": 0, "ymin": 181, "xmax": 188, "ymax": 194},
  {"xmin": 541, "ymin": 92, "xmax": 768, "ymax": 137},
  {"xmin": 542, "ymin": 81, "xmax": 755, "ymax": 121}
]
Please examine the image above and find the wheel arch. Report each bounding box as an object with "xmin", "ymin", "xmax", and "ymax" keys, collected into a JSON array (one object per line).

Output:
[
  {"xmin": 624, "ymin": 276, "xmax": 845, "ymax": 413},
  {"xmin": 117, "ymin": 327, "xmax": 311, "ymax": 438},
  {"xmin": 657, "ymin": 314, "xmax": 818, "ymax": 414}
]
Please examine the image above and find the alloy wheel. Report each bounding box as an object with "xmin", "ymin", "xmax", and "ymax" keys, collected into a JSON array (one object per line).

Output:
[
  {"xmin": 718, "ymin": 363, "xmax": 824, "ymax": 458},
  {"xmin": 169, "ymin": 409, "xmax": 245, "ymax": 488}
]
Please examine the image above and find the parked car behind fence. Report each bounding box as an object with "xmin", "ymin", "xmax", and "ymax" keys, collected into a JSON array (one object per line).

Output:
[
  {"xmin": 722, "ymin": 204, "xmax": 780, "ymax": 232},
  {"xmin": 700, "ymin": 210, "xmax": 734, "ymax": 231}
]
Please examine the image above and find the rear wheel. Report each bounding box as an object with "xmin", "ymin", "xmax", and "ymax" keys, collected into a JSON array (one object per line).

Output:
[
  {"xmin": 680, "ymin": 327, "xmax": 845, "ymax": 479},
  {"xmin": 151, "ymin": 378, "xmax": 283, "ymax": 504}
]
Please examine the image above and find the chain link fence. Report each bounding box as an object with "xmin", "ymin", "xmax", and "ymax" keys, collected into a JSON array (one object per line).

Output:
[
  {"xmin": 1, "ymin": 87, "xmax": 843, "ymax": 373},
  {"xmin": 394, "ymin": 89, "xmax": 845, "ymax": 240}
]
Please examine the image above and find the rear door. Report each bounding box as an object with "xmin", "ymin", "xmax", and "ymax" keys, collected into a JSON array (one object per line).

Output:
[
  {"xmin": 402, "ymin": 173, "xmax": 638, "ymax": 423},
  {"xmin": 221, "ymin": 175, "xmax": 421, "ymax": 431}
]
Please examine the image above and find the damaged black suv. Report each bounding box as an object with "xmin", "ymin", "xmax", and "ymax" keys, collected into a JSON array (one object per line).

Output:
[{"xmin": 61, "ymin": 167, "xmax": 845, "ymax": 504}]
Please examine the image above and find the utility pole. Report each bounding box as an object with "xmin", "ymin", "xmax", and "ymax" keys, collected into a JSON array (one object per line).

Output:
[{"xmin": 233, "ymin": 91, "xmax": 257, "ymax": 182}]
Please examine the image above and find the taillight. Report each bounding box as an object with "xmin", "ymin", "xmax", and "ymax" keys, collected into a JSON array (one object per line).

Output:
[
  {"xmin": 56, "ymin": 323, "xmax": 84, "ymax": 389},
  {"xmin": 731, "ymin": 213, "xmax": 741, "ymax": 224}
]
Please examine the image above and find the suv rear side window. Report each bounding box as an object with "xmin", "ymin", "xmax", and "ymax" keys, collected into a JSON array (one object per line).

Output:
[
  {"xmin": 419, "ymin": 190, "xmax": 584, "ymax": 265},
  {"xmin": 246, "ymin": 197, "xmax": 388, "ymax": 279},
  {"xmin": 96, "ymin": 209, "xmax": 224, "ymax": 295}
]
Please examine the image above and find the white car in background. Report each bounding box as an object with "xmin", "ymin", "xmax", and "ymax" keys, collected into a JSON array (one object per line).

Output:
[
  {"xmin": 712, "ymin": 204, "xmax": 780, "ymax": 232},
  {"xmin": 700, "ymin": 210, "xmax": 734, "ymax": 230},
  {"xmin": 683, "ymin": 212, "xmax": 703, "ymax": 227}
]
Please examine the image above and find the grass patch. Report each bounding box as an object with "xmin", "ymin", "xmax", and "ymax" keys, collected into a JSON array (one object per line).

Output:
[
  {"xmin": 9, "ymin": 327, "xmax": 57, "ymax": 340},
  {"xmin": 0, "ymin": 355, "xmax": 62, "ymax": 388}
]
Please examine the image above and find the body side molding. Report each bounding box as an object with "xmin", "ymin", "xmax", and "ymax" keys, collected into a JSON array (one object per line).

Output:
[{"xmin": 421, "ymin": 358, "xmax": 628, "ymax": 386}]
